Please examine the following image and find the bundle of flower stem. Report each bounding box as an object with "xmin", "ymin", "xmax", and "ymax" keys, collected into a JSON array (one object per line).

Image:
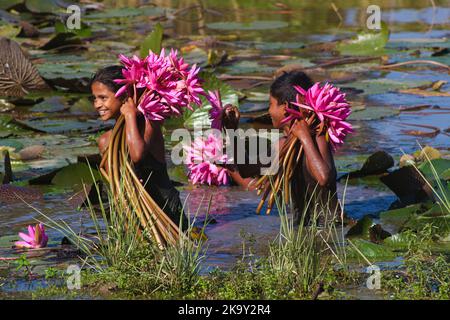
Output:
[
  {"xmin": 99, "ymin": 116, "xmax": 180, "ymax": 249},
  {"xmin": 254, "ymin": 83, "xmax": 353, "ymax": 215},
  {"xmin": 98, "ymin": 49, "xmax": 204, "ymax": 248}
]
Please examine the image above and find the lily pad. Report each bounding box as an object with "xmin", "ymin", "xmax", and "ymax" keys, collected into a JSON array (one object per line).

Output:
[
  {"xmin": 207, "ymin": 20, "xmax": 289, "ymax": 31},
  {"xmin": 140, "ymin": 22, "xmax": 163, "ymax": 57},
  {"xmin": 0, "ymin": 24, "xmax": 21, "ymax": 38},
  {"xmin": 51, "ymin": 163, "xmax": 102, "ymax": 189},
  {"xmin": 223, "ymin": 60, "xmax": 275, "ymax": 75},
  {"xmin": 343, "ymin": 78, "xmax": 432, "ymax": 96},
  {"xmin": 25, "ymin": 0, "xmax": 64, "ymax": 13},
  {"xmin": 184, "ymin": 71, "xmax": 239, "ymax": 129},
  {"xmin": 85, "ymin": 6, "xmax": 167, "ymax": 19},
  {"xmin": 418, "ymin": 158, "xmax": 450, "ymax": 182},
  {"xmin": 348, "ymin": 106, "xmax": 399, "ymax": 121},
  {"xmin": 30, "ymin": 96, "xmax": 69, "ymax": 113},
  {"xmin": 14, "ymin": 118, "xmax": 112, "ymax": 134},
  {"xmin": 347, "ymin": 239, "xmax": 397, "ymax": 261},
  {"xmin": 380, "ymin": 203, "xmax": 427, "ymax": 230},
  {"xmin": 337, "ymin": 22, "xmax": 389, "ymax": 56}
]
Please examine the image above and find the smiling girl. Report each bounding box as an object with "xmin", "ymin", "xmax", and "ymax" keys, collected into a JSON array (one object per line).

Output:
[{"xmin": 90, "ymin": 66, "xmax": 188, "ymax": 229}]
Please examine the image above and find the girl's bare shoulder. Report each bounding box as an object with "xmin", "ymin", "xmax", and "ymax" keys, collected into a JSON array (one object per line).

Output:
[{"xmin": 98, "ymin": 130, "xmax": 112, "ymax": 154}]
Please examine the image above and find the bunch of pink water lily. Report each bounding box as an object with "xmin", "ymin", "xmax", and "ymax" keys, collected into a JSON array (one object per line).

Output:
[
  {"xmin": 15, "ymin": 223, "xmax": 48, "ymax": 249},
  {"xmin": 115, "ymin": 49, "xmax": 204, "ymax": 121},
  {"xmin": 185, "ymin": 133, "xmax": 229, "ymax": 186},
  {"xmin": 282, "ymin": 82, "xmax": 353, "ymax": 150}
]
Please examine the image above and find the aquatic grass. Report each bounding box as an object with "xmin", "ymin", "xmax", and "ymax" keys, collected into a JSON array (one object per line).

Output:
[
  {"xmin": 409, "ymin": 145, "xmax": 450, "ymax": 215},
  {"xmin": 263, "ymin": 178, "xmax": 348, "ymax": 296},
  {"xmin": 35, "ymin": 165, "xmax": 147, "ymax": 271},
  {"xmin": 33, "ymin": 163, "xmax": 209, "ymax": 296},
  {"xmin": 155, "ymin": 194, "xmax": 209, "ymax": 295}
]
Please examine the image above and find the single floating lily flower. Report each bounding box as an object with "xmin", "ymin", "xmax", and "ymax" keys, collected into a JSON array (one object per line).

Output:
[{"xmin": 15, "ymin": 223, "xmax": 48, "ymax": 249}]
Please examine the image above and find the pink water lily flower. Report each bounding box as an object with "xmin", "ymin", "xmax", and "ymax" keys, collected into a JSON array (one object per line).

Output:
[
  {"xmin": 15, "ymin": 223, "xmax": 48, "ymax": 249},
  {"xmin": 115, "ymin": 49, "xmax": 205, "ymax": 121},
  {"xmin": 283, "ymin": 82, "xmax": 353, "ymax": 150},
  {"xmin": 185, "ymin": 133, "xmax": 229, "ymax": 186},
  {"xmin": 206, "ymin": 90, "xmax": 224, "ymax": 130}
]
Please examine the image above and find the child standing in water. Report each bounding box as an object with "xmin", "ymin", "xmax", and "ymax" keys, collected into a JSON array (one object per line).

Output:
[
  {"xmin": 90, "ymin": 66, "xmax": 188, "ymax": 229},
  {"xmin": 224, "ymin": 71, "xmax": 339, "ymax": 225}
]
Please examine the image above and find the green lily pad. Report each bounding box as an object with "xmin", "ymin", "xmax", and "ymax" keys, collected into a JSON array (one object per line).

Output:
[
  {"xmin": 85, "ymin": 6, "xmax": 167, "ymax": 19},
  {"xmin": 25, "ymin": 0, "xmax": 63, "ymax": 13},
  {"xmin": 184, "ymin": 71, "xmax": 239, "ymax": 129},
  {"xmin": 380, "ymin": 203, "xmax": 428, "ymax": 230},
  {"xmin": 418, "ymin": 158, "xmax": 450, "ymax": 182},
  {"xmin": 0, "ymin": 0, "xmax": 22, "ymax": 10},
  {"xmin": 30, "ymin": 96, "xmax": 69, "ymax": 113},
  {"xmin": 0, "ymin": 234, "xmax": 18, "ymax": 248},
  {"xmin": 0, "ymin": 24, "xmax": 21, "ymax": 38},
  {"xmin": 0, "ymin": 138, "xmax": 24, "ymax": 151},
  {"xmin": 14, "ymin": 118, "xmax": 112, "ymax": 134},
  {"xmin": 207, "ymin": 20, "xmax": 289, "ymax": 31},
  {"xmin": 140, "ymin": 22, "xmax": 163, "ymax": 57},
  {"xmin": 343, "ymin": 78, "xmax": 432, "ymax": 96},
  {"xmin": 347, "ymin": 239, "xmax": 397, "ymax": 262},
  {"xmin": 0, "ymin": 115, "xmax": 30, "ymax": 136},
  {"xmin": 348, "ymin": 106, "xmax": 399, "ymax": 121},
  {"xmin": 223, "ymin": 60, "xmax": 275, "ymax": 75},
  {"xmin": 51, "ymin": 163, "xmax": 102, "ymax": 189},
  {"xmin": 337, "ymin": 22, "xmax": 389, "ymax": 56}
]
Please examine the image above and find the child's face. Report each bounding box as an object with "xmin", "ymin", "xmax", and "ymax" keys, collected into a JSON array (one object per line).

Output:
[
  {"xmin": 268, "ymin": 95, "xmax": 288, "ymax": 129},
  {"xmin": 91, "ymin": 81, "xmax": 122, "ymax": 121}
]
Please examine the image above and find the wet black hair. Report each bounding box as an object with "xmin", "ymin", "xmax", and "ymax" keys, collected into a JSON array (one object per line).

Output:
[
  {"xmin": 91, "ymin": 65, "xmax": 124, "ymax": 94},
  {"xmin": 270, "ymin": 71, "xmax": 314, "ymax": 105}
]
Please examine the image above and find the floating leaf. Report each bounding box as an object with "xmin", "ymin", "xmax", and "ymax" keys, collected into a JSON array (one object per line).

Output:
[
  {"xmin": 30, "ymin": 96, "xmax": 69, "ymax": 113},
  {"xmin": 183, "ymin": 71, "xmax": 239, "ymax": 129},
  {"xmin": 222, "ymin": 60, "xmax": 275, "ymax": 75},
  {"xmin": 140, "ymin": 23, "xmax": 163, "ymax": 57},
  {"xmin": 418, "ymin": 158, "xmax": 450, "ymax": 183},
  {"xmin": 348, "ymin": 106, "xmax": 399, "ymax": 121},
  {"xmin": 0, "ymin": 37, "xmax": 48, "ymax": 97},
  {"xmin": 0, "ymin": 24, "xmax": 21, "ymax": 38},
  {"xmin": 24, "ymin": 0, "xmax": 64, "ymax": 13},
  {"xmin": 343, "ymin": 78, "xmax": 432, "ymax": 96},
  {"xmin": 337, "ymin": 22, "xmax": 389, "ymax": 56},
  {"xmin": 51, "ymin": 162, "xmax": 102, "ymax": 189},
  {"xmin": 207, "ymin": 20, "xmax": 289, "ymax": 31},
  {"xmin": 85, "ymin": 6, "xmax": 167, "ymax": 19},
  {"xmin": 14, "ymin": 118, "xmax": 112, "ymax": 134},
  {"xmin": 347, "ymin": 239, "xmax": 397, "ymax": 261}
]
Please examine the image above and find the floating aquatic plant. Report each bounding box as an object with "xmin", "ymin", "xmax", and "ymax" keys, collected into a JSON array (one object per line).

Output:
[{"xmin": 15, "ymin": 223, "xmax": 48, "ymax": 249}]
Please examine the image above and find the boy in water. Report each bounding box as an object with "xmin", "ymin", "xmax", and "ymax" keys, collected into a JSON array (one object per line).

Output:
[{"xmin": 224, "ymin": 71, "xmax": 339, "ymax": 225}]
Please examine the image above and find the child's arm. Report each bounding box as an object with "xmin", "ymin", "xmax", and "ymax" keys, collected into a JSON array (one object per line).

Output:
[
  {"xmin": 120, "ymin": 98, "xmax": 153, "ymax": 164},
  {"xmin": 291, "ymin": 119, "xmax": 336, "ymax": 187}
]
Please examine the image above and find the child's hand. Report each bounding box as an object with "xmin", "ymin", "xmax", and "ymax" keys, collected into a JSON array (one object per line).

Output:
[
  {"xmin": 222, "ymin": 104, "xmax": 240, "ymax": 130},
  {"xmin": 120, "ymin": 98, "xmax": 137, "ymax": 118},
  {"xmin": 290, "ymin": 119, "xmax": 312, "ymax": 140}
]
